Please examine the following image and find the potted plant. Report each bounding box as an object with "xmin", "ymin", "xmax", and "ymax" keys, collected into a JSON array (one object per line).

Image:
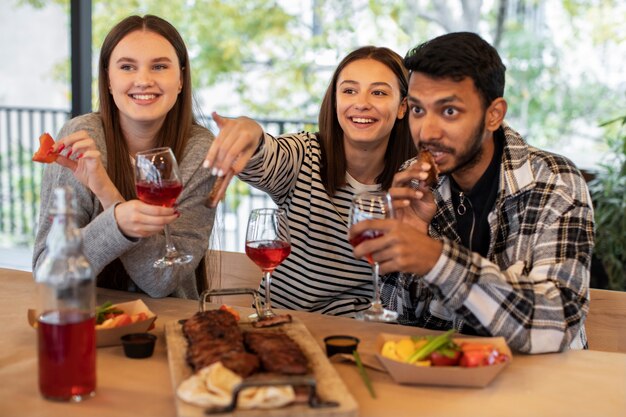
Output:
[{"xmin": 588, "ymin": 115, "xmax": 626, "ymax": 291}]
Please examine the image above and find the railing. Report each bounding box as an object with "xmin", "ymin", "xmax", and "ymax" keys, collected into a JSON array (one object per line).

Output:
[
  {"xmin": 0, "ymin": 105, "xmax": 315, "ymax": 252},
  {"xmin": 0, "ymin": 106, "xmax": 70, "ymax": 244}
]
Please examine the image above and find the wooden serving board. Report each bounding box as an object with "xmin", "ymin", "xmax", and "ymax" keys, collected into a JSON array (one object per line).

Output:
[{"xmin": 165, "ymin": 317, "xmax": 358, "ymax": 417}]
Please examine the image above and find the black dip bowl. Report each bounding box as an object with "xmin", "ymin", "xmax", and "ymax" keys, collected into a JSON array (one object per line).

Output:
[{"xmin": 121, "ymin": 333, "xmax": 157, "ymax": 359}]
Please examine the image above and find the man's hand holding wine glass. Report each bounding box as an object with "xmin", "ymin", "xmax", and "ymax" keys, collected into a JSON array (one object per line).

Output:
[
  {"xmin": 349, "ymin": 166, "xmax": 442, "ymax": 279},
  {"xmin": 350, "ymin": 217, "xmax": 443, "ymax": 277}
]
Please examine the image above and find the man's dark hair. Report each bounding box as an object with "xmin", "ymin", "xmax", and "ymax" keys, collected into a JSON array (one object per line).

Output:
[{"xmin": 404, "ymin": 32, "xmax": 506, "ymax": 109}]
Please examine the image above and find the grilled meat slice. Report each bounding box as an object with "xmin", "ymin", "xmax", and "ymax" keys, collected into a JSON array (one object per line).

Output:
[
  {"xmin": 183, "ymin": 310, "xmax": 250, "ymax": 376},
  {"xmin": 418, "ymin": 148, "xmax": 439, "ymax": 187},
  {"xmin": 182, "ymin": 310, "xmax": 241, "ymax": 344},
  {"xmin": 220, "ymin": 351, "xmax": 261, "ymax": 378},
  {"xmin": 244, "ymin": 331, "xmax": 308, "ymax": 375},
  {"xmin": 186, "ymin": 338, "xmax": 243, "ymax": 371},
  {"xmin": 252, "ymin": 314, "xmax": 292, "ymax": 328}
]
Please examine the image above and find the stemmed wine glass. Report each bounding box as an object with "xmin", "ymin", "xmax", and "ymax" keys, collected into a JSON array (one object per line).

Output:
[
  {"xmin": 245, "ymin": 208, "xmax": 291, "ymax": 319},
  {"xmin": 135, "ymin": 147, "xmax": 193, "ymax": 268},
  {"xmin": 348, "ymin": 191, "xmax": 398, "ymax": 322}
]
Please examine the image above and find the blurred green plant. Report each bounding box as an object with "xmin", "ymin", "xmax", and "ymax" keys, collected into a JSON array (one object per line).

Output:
[
  {"xmin": 224, "ymin": 178, "xmax": 252, "ymax": 212},
  {"xmin": 588, "ymin": 115, "xmax": 626, "ymax": 291}
]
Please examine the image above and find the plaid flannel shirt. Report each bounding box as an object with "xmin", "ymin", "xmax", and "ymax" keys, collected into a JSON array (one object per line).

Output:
[{"xmin": 381, "ymin": 123, "xmax": 594, "ymax": 353}]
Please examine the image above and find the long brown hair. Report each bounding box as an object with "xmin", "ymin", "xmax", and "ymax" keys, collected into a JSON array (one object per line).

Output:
[
  {"xmin": 318, "ymin": 46, "xmax": 415, "ymax": 195},
  {"xmin": 96, "ymin": 15, "xmax": 205, "ymax": 293},
  {"xmin": 98, "ymin": 14, "xmax": 195, "ymax": 200}
]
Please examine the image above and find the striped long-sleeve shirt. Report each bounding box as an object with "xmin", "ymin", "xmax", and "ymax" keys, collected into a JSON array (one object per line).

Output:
[
  {"xmin": 380, "ymin": 123, "xmax": 594, "ymax": 353},
  {"xmin": 238, "ymin": 131, "xmax": 378, "ymax": 316}
]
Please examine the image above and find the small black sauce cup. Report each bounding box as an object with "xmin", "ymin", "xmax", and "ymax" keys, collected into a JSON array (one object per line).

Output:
[
  {"xmin": 121, "ymin": 333, "xmax": 157, "ymax": 359},
  {"xmin": 324, "ymin": 335, "xmax": 360, "ymax": 357}
]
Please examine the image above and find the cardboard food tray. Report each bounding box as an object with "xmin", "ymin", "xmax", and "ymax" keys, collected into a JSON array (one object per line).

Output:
[
  {"xmin": 97, "ymin": 299, "xmax": 157, "ymax": 347},
  {"xmin": 165, "ymin": 317, "xmax": 358, "ymax": 417},
  {"xmin": 375, "ymin": 333, "xmax": 512, "ymax": 388},
  {"xmin": 28, "ymin": 299, "xmax": 157, "ymax": 348}
]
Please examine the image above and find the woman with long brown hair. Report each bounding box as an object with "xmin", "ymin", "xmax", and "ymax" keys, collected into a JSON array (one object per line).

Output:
[
  {"xmin": 33, "ymin": 15, "xmax": 216, "ymax": 299},
  {"xmin": 204, "ymin": 46, "xmax": 416, "ymax": 316}
]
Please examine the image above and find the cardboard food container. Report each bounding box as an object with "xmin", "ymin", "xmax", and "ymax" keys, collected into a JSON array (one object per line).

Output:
[
  {"xmin": 96, "ymin": 299, "xmax": 157, "ymax": 347},
  {"xmin": 375, "ymin": 333, "xmax": 512, "ymax": 388}
]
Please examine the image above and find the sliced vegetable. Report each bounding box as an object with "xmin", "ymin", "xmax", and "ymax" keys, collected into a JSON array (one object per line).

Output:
[
  {"xmin": 430, "ymin": 349, "xmax": 461, "ymax": 366},
  {"xmin": 32, "ymin": 133, "xmax": 58, "ymax": 163},
  {"xmin": 219, "ymin": 304, "xmax": 240, "ymax": 321},
  {"xmin": 406, "ymin": 329, "xmax": 455, "ymax": 364},
  {"xmin": 96, "ymin": 301, "xmax": 124, "ymax": 324},
  {"xmin": 353, "ymin": 350, "xmax": 376, "ymax": 399}
]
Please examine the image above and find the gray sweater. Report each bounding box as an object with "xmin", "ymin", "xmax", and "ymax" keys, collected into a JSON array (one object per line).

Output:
[{"xmin": 33, "ymin": 113, "xmax": 216, "ymax": 299}]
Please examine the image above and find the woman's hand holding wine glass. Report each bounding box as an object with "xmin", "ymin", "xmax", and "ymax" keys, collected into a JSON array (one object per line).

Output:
[
  {"xmin": 348, "ymin": 191, "xmax": 398, "ymax": 322},
  {"xmin": 134, "ymin": 147, "xmax": 192, "ymax": 268},
  {"xmin": 245, "ymin": 208, "xmax": 291, "ymax": 319}
]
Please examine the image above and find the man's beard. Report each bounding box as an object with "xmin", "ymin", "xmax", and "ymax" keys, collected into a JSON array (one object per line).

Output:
[
  {"xmin": 449, "ymin": 117, "xmax": 486, "ymax": 175},
  {"xmin": 428, "ymin": 117, "xmax": 485, "ymax": 176}
]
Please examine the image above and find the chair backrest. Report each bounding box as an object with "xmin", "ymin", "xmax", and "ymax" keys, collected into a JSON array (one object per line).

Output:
[
  {"xmin": 206, "ymin": 250, "xmax": 260, "ymax": 307},
  {"xmin": 585, "ymin": 288, "xmax": 626, "ymax": 353}
]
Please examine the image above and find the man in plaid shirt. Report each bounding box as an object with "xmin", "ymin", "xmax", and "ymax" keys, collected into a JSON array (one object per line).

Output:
[{"xmin": 350, "ymin": 32, "xmax": 594, "ymax": 354}]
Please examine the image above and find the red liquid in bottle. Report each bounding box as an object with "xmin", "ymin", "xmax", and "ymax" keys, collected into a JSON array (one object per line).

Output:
[
  {"xmin": 245, "ymin": 240, "xmax": 291, "ymax": 271},
  {"xmin": 349, "ymin": 230, "xmax": 383, "ymax": 264},
  {"xmin": 38, "ymin": 310, "xmax": 96, "ymax": 401},
  {"xmin": 136, "ymin": 180, "xmax": 183, "ymax": 207}
]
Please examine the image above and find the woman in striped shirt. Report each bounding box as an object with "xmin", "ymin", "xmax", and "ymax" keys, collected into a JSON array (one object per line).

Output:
[{"xmin": 204, "ymin": 46, "xmax": 416, "ymax": 316}]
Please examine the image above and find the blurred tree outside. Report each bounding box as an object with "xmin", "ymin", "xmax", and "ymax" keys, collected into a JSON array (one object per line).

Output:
[
  {"xmin": 9, "ymin": 0, "xmax": 626, "ymax": 281},
  {"xmin": 25, "ymin": 0, "xmax": 625, "ymax": 168}
]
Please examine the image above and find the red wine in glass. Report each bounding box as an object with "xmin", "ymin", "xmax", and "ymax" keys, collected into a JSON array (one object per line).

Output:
[
  {"xmin": 245, "ymin": 240, "xmax": 291, "ymax": 272},
  {"xmin": 135, "ymin": 147, "xmax": 192, "ymax": 268},
  {"xmin": 136, "ymin": 180, "xmax": 182, "ymax": 208},
  {"xmin": 245, "ymin": 208, "xmax": 291, "ymax": 319},
  {"xmin": 348, "ymin": 191, "xmax": 398, "ymax": 322},
  {"xmin": 349, "ymin": 230, "xmax": 383, "ymax": 264},
  {"xmin": 38, "ymin": 310, "xmax": 96, "ymax": 401}
]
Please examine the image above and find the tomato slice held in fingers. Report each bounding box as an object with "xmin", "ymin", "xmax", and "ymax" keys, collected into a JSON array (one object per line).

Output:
[{"xmin": 32, "ymin": 133, "xmax": 58, "ymax": 163}]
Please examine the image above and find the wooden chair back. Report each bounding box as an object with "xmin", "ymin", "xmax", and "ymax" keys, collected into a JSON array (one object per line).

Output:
[
  {"xmin": 206, "ymin": 250, "xmax": 260, "ymax": 307},
  {"xmin": 586, "ymin": 288, "xmax": 626, "ymax": 353}
]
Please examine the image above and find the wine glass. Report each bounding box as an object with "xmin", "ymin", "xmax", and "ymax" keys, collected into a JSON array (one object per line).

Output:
[
  {"xmin": 135, "ymin": 147, "xmax": 193, "ymax": 268},
  {"xmin": 245, "ymin": 208, "xmax": 291, "ymax": 319},
  {"xmin": 348, "ymin": 191, "xmax": 398, "ymax": 322}
]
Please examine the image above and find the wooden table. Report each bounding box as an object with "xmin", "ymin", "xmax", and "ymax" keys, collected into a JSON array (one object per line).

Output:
[{"xmin": 1, "ymin": 267, "xmax": 624, "ymax": 417}]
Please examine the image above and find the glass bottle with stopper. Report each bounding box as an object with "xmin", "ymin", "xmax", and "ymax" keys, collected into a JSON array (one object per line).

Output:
[{"xmin": 35, "ymin": 186, "xmax": 96, "ymax": 402}]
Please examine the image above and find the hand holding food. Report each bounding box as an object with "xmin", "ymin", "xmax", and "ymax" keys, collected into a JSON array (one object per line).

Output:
[
  {"xmin": 417, "ymin": 148, "xmax": 439, "ymax": 187},
  {"xmin": 32, "ymin": 133, "xmax": 58, "ymax": 163}
]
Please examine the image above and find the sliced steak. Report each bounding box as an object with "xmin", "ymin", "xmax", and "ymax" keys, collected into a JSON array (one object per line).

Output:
[{"xmin": 244, "ymin": 331, "xmax": 308, "ymax": 375}]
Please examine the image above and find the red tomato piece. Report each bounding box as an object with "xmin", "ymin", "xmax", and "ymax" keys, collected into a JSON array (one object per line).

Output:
[
  {"xmin": 32, "ymin": 133, "xmax": 58, "ymax": 163},
  {"xmin": 111, "ymin": 313, "xmax": 132, "ymax": 328},
  {"xmin": 459, "ymin": 342, "xmax": 509, "ymax": 367},
  {"xmin": 460, "ymin": 342, "xmax": 494, "ymax": 352},
  {"xmin": 219, "ymin": 304, "xmax": 240, "ymax": 321},
  {"xmin": 459, "ymin": 350, "xmax": 486, "ymax": 367},
  {"xmin": 430, "ymin": 350, "xmax": 461, "ymax": 366},
  {"xmin": 131, "ymin": 312, "xmax": 148, "ymax": 323}
]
